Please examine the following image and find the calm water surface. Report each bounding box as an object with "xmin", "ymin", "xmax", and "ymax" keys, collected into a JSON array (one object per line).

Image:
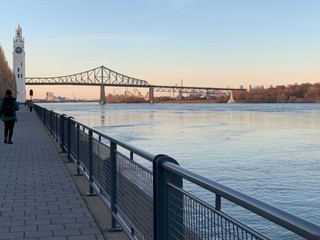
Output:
[{"xmin": 39, "ymin": 102, "xmax": 320, "ymax": 234}]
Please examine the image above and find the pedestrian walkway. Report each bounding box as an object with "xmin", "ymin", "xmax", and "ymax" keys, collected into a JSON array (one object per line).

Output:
[{"xmin": 0, "ymin": 107, "xmax": 128, "ymax": 240}]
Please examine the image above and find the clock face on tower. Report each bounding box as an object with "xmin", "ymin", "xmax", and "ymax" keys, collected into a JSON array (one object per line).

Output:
[{"xmin": 15, "ymin": 47, "xmax": 22, "ymax": 54}]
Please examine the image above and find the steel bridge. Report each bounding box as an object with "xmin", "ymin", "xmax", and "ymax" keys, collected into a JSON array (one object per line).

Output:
[{"xmin": 25, "ymin": 65, "xmax": 244, "ymax": 104}]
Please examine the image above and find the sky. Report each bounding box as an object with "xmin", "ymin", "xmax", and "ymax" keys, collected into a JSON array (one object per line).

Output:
[{"xmin": 0, "ymin": 0, "xmax": 320, "ymax": 99}]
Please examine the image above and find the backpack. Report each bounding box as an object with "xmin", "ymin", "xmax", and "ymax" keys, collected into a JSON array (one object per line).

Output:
[{"xmin": 1, "ymin": 97, "xmax": 15, "ymax": 117}]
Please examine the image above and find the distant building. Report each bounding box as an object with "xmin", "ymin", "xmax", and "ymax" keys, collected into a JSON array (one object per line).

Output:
[
  {"xmin": 13, "ymin": 24, "xmax": 26, "ymax": 103},
  {"xmin": 254, "ymin": 85, "xmax": 264, "ymax": 90},
  {"xmin": 46, "ymin": 92, "xmax": 54, "ymax": 101}
]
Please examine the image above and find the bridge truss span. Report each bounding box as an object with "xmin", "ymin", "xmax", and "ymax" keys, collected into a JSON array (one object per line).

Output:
[
  {"xmin": 25, "ymin": 65, "xmax": 244, "ymax": 104},
  {"xmin": 26, "ymin": 65, "xmax": 150, "ymax": 87},
  {"xmin": 152, "ymin": 85, "xmax": 241, "ymax": 95}
]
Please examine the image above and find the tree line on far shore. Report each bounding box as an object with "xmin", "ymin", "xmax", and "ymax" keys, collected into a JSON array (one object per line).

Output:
[
  {"xmin": 104, "ymin": 82, "xmax": 320, "ymax": 104},
  {"xmin": 0, "ymin": 46, "xmax": 16, "ymax": 98},
  {"xmin": 232, "ymin": 83, "xmax": 320, "ymax": 103},
  {"xmin": 156, "ymin": 83, "xmax": 320, "ymax": 103},
  {"xmin": 148, "ymin": 82, "xmax": 320, "ymax": 103}
]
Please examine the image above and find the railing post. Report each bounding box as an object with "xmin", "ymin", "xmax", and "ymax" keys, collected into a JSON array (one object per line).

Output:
[
  {"xmin": 87, "ymin": 130, "xmax": 97, "ymax": 196},
  {"xmin": 75, "ymin": 123, "xmax": 83, "ymax": 176},
  {"xmin": 153, "ymin": 154, "xmax": 183, "ymax": 240},
  {"xmin": 108, "ymin": 140, "xmax": 121, "ymax": 231},
  {"xmin": 49, "ymin": 110, "xmax": 53, "ymax": 135},
  {"xmin": 43, "ymin": 108, "xmax": 46, "ymax": 125},
  {"xmin": 67, "ymin": 117, "xmax": 74, "ymax": 162},
  {"xmin": 60, "ymin": 114, "xmax": 67, "ymax": 151},
  {"xmin": 215, "ymin": 194, "xmax": 221, "ymax": 211},
  {"xmin": 55, "ymin": 114, "xmax": 59, "ymax": 142}
]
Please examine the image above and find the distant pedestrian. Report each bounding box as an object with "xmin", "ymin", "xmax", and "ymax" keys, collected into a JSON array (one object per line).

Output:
[
  {"xmin": 28, "ymin": 100, "xmax": 33, "ymax": 112},
  {"xmin": 0, "ymin": 90, "xmax": 19, "ymax": 144}
]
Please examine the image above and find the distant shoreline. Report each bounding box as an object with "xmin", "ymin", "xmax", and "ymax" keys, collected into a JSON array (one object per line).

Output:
[{"xmin": 34, "ymin": 100, "xmax": 320, "ymax": 104}]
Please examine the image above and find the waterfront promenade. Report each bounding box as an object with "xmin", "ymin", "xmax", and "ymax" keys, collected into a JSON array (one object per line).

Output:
[{"xmin": 0, "ymin": 107, "xmax": 127, "ymax": 240}]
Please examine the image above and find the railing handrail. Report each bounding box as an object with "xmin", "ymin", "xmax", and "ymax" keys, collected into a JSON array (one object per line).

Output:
[{"xmin": 163, "ymin": 161, "xmax": 320, "ymax": 239}]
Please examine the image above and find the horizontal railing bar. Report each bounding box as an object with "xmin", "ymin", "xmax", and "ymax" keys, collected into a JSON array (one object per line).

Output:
[{"xmin": 163, "ymin": 161, "xmax": 320, "ymax": 240}]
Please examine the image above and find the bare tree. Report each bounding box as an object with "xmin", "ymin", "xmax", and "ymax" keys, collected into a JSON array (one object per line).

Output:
[{"xmin": 0, "ymin": 46, "xmax": 16, "ymax": 98}]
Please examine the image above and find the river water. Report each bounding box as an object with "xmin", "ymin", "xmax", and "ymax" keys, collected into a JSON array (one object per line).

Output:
[{"xmin": 39, "ymin": 102, "xmax": 320, "ymax": 237}]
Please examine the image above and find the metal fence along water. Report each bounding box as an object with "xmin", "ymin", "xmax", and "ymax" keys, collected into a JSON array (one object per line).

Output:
[{"xmin": 34, "ymin": 104, "xmax": 320, "ymax": 240}]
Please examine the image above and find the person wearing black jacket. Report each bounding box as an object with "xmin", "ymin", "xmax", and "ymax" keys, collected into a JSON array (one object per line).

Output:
[{"xmin": 0, "ymin": 90, "xmax": 20, "ymax": 144}]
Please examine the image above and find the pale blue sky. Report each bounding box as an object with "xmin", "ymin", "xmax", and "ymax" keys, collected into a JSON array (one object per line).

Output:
[{"xmin": 1, "ymin": 0, "xmax": 320, "ymax": 99}]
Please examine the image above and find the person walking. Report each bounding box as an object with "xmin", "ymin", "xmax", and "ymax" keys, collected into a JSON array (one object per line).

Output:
[
  {"xmin": 28, "ymin": 100, "xmax": 33, "ymax": 112},
  {"xmin": 0, "ymin": 90, "xmax": 19, "ymax": 144}
]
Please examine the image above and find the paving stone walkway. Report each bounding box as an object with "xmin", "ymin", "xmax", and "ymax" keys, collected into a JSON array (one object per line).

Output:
[{"xmin": 0, "ymin": 107, "xmax": 106, "ymax": 240}]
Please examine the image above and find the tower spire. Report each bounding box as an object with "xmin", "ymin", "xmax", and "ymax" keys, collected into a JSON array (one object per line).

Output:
[
  {"xmin": 14, "ymin": 24, "xmax": 24, "ymax": 42},
  {"xmin": 13, "ymin": 24, "xmax": 26, "ymax": 103}
]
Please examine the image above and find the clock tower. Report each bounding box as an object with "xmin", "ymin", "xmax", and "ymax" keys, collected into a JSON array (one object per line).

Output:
[{"xmin": 13, "ymin": 24, "xmax": 26, "ymax": 103}]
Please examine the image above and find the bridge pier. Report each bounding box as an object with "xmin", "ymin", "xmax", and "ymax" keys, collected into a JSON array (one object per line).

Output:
[
  {"xmin": 99, "ymin": 85, "xmax": 106, "ymax": 104},
  {"xmin": 149, "ymin": 87, "xmax": 154, "ymax": 104},
  {"xmin": 178, "ymin": 90, "xmax": 182, "ymax": 100},
  {"xmin": 206, "ymin": 91, "xmax": 211, "ymax": 100}
]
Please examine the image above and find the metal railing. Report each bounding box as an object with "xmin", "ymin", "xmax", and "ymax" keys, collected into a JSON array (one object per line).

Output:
[{"xmin": 34, "ymin": 104, "xmax": 320, "ymax": 240}]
